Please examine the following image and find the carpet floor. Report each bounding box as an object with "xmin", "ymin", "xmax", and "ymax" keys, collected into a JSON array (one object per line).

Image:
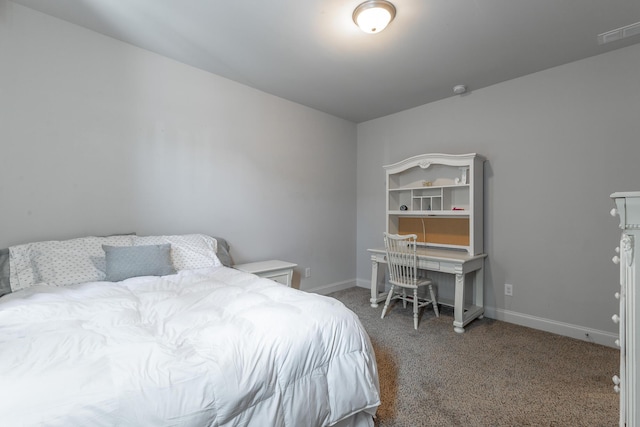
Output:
[{"xmin": 328, "ymin": 287, "xmax": 619, "ymax": 427}]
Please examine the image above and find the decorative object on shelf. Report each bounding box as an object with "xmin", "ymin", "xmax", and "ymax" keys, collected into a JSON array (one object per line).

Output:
[
  {"xmin": 400, "ymin": 205, "xmax": 408, "ymax": 211},
  {"xmin": 460, "ymin": 166, "xmax": 469, "ymax": 184},
  {"xmin": 353, "ymin": 0, "xmax": 396, "ymax": 34},
  {"xmin": 422, "ymin": 180, "xmax": 432, "ymax": 187}
]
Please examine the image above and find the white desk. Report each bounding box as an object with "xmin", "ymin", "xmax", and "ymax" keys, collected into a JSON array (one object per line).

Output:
[{"xmin": 368, "ymin": 247, "xmax": 487, "ymax": 333}]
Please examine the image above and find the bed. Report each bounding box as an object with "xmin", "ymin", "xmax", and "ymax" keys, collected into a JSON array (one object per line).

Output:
[{"xmin": 0, "ymin": 234, "xmax": 380, "ymax": 426}]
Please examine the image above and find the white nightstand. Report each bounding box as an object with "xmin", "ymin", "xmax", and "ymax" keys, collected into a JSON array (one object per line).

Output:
[{"xmin": 233, "ymin": 260, "xmax": 297, "ymax": 287}]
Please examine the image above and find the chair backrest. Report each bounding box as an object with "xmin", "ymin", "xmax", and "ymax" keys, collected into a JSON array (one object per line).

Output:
[{"xmin": 383, "ymin": 233, "xmax": 418, "ymax": 287}]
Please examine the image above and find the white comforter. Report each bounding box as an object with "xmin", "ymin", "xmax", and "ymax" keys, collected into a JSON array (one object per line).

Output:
[{"xmin": 0, "ymin": 267, "xmax": 380, "ymax": 426}]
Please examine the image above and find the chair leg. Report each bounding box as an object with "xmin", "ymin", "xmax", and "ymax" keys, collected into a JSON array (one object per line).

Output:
[
  {"xmin": 402, "ymin": 288, "xmax": 407, "ymax": 308},
  {"xmin": 413, "ymin": 288, "xmax": 419, "ymax": 329},
  {"xmin": 381, "ymin": 285, "xmax": 395, "ymax": 319},
  {"xmin": 429, "ymin": 284, "xmax": 440, "ymax": 317}
]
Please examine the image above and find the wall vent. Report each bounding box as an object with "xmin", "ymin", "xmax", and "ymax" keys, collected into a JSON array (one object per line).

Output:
[{"xmin": 598, "ymin": 21, "xmax": 640, "ymax": 45}]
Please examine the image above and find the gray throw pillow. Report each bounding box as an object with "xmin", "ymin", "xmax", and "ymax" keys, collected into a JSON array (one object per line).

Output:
[{"xmin": 103, "ymin": 244, "xmax": 175, "ymax": 282}]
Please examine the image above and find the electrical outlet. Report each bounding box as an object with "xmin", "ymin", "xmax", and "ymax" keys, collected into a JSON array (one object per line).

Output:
[
  {"xmin": 505, "ymin": 283, "xmax": 513, "ymax": 296},
  {"xmin": 304, "ymin": 268, "xmax": 311, "ymax": 278}
]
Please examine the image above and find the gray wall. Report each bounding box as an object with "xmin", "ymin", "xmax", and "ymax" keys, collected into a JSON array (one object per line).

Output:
[
  {"xmin": 3, "ymin": 1, "xmax": 640, "ymax": 342},
  {"xmin": 356, "ymin": 42, "xmax": 640, "ymax": 343},
  {"xmin": 0, "ymin": 3, "xmax": 358, "ymax": 292}
]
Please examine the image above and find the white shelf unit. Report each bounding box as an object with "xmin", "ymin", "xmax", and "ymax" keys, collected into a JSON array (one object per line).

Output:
[
  {"xmin": 385, "ymin": 153, "xmax": 484, "ymax": 255},
  {"xmin": 610, "ymin": 191, "xmax": 640, "ymax": 427}
]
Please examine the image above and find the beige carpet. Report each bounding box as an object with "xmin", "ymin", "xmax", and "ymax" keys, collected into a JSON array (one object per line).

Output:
[{"xmin": 329, "ymin": 287, "xmax": 618, "ymax": 427}]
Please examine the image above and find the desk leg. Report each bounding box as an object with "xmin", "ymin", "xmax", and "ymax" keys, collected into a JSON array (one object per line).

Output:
[
  {"xmin": 453, "ymin": 273, "xmax": 466, "ymax": 333},
  {"xmin": 476, "ymin": 265, "xmax": 485, "ymax": 319},
  {"xmin": 370, "ymin": 257, "xmax": 380, "ymax": 308},
  {"xmin": 453, "ymin": 261, "xmax": 485, "ymax": 333}
]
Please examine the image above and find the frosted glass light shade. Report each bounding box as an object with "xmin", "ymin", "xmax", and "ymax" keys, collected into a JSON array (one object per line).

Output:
[{"xmin": 353, "ymin": 1, "xmax": 396, "ymax": 34}]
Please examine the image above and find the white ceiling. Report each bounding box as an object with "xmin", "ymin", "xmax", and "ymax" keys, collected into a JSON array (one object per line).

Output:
[{"xmin": 11, "ymin": 0, "xmax": 640, "ymax": 123}]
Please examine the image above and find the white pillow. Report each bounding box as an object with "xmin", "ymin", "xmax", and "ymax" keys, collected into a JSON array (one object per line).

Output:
[
  {"xmin": 9, "ymin": 235, "xmax": 134, "ymax": 291},
  {"xmin": 133, "ymin": 234, "xmax": 222, "ymax": 271}
]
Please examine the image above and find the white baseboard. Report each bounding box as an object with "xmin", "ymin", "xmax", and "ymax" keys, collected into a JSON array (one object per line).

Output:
[
  {"xmin": 484, "ymin": 307, "xmax": 619, "ymax": 348},
  {"xmin": 306, "ymin": 279, "xmax": 357, "ymax": 296},
  {"xmin": 354, "ymin": 279, "xmax": 618, "ymax": 348},
  {"xmin": 355, "ymin": 278, "xmax": 372, "ymax": 289}
]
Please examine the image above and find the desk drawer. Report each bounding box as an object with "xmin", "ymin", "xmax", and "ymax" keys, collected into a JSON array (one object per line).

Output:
[
  {"xmin": 418, "ymin": 260, "xmax": 440, "ymax": 270},
  {"xmin": 439, "ymin": 262, "xmax": 457, "ymax": 273}
]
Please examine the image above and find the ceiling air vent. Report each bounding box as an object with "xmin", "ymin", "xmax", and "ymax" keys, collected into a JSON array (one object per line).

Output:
[{"xmin": 598, "ymin": 21, "xmax": 640, "ymax": 45}]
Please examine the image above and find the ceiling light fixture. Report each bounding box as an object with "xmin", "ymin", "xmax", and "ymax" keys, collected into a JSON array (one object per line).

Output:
[{"xmin": 353, "ymin": 0, "xmax": 396, "ymax": 34}]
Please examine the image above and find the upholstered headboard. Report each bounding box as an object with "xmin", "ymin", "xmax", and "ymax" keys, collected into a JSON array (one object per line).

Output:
[
  {"xmin": 213, "ymin": 236, "xmax": 232, "ymax": 267},
  {"xmin": 0, "ymin": 248, "xmax": 10, "ymax": 297},
  {"xmin": 0, "ymin": 235, "xmax": 232, "ymax": 298}
]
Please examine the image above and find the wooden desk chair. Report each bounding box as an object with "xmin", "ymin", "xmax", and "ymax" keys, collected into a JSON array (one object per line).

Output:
[{"xmin": 382, "ymin": 233, "xmax": 439, "ymax": 329}]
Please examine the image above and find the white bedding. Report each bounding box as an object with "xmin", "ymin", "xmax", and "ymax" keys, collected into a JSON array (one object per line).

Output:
[{"xmin": 0, "ymin": 266, "xmax": 380, "ymax": 426}]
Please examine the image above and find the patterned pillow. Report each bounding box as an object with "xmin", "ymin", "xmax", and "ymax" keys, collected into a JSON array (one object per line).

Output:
[
  {"xmin": 9, "ymin": 235, "xmax": 134, "ymax": 291},
  {"xmin": 103, "ymin": 244, "xmax": 175, "ymax": 282},
  {"xmin": 133, "ymin": 234, "xmax": 222, "ymax": 271}
]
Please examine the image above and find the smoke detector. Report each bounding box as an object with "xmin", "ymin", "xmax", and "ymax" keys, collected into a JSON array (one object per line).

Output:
[{"xmin": 453, "ymin": 85, "xmax": 467, "ymax": 95}]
